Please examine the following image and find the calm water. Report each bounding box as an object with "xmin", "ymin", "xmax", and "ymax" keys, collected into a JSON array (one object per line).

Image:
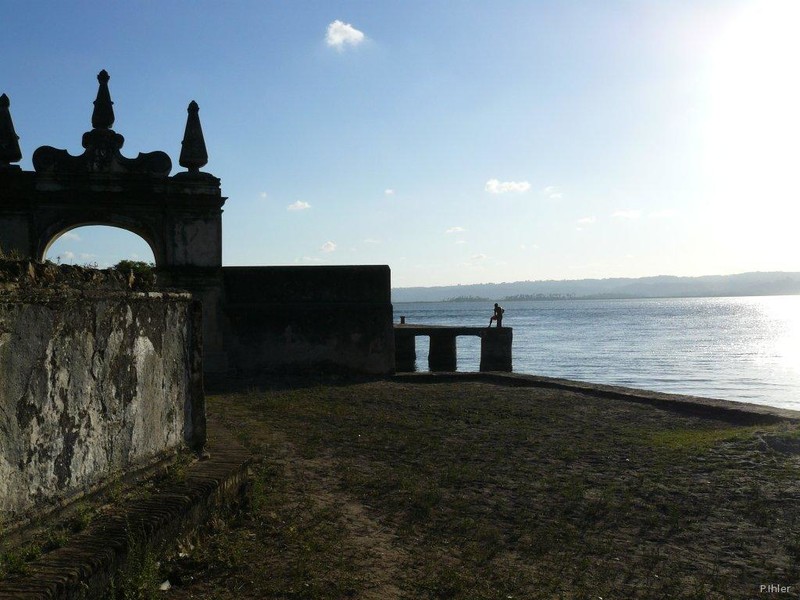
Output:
[{"xmin": 393, "ymin": 296, "xmax": 800, "ymax": 411}]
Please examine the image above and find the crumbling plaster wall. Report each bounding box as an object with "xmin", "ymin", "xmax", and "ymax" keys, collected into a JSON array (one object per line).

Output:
[{"xmin": 0, "ymin": 284, "xmax": 203, "ymax": 524}]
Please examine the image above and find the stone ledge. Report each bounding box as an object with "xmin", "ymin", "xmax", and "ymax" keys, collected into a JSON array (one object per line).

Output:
[
  {"xmin": 393, "ymin": 371, "xmax": 800, "ymax": 425},
  {"xmin": 0, "ymin": 431, "xmax": 251, "ymax": 599}
]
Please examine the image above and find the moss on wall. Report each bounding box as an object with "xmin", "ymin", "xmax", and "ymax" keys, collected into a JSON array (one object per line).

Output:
[{"xmin": 0, "ymin": 268, "xmax": 203, "ymax": 528}]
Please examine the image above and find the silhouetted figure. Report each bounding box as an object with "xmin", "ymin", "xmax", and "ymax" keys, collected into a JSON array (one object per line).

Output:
[{"xmin": 489, "ymin": 303, "xmax": 504, "ymax": 327}]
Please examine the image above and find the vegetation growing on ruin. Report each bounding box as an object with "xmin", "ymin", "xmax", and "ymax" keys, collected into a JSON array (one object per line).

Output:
[{"xmin": 0, "ymin": 449, "xmax": 197, "ymax": 586}]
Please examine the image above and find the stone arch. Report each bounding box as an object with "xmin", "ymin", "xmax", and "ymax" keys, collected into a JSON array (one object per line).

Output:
[
  {"xmin": 0, "ymin": 70, "xmax": 223, "ymax": 270},
  {"xmin": 0, "ymin": 70, "xmax": 228, "ymax": 372},
  {"xmin": 38, "ymin": 219, "xmax": 164, "ymax": 267}
]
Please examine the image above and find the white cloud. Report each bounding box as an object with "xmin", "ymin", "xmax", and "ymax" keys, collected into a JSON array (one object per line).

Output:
[
  {"xmin": 471, "ymin": 253, "xmax": 487, "ymax": 261},
  {"xmin": 542, "ymin": 185, "xmax": 563, "ymax": 200},
  {"xmin": 326, "ymin": 20, "xmax": 365, "ymax": 50},
  {"xmin": 384, "ymin": 189, "xmax": 395, "ymax": 196},
  {"xmin": 260, "ymin": 192, "xmax": 268, "ymax": 200},
  {"xmin": 62, "ymin": 251, "xmax": 76, "ymax": 260},
  {"xmin": 612, "ymin": 209, "xmax": 642, "ymax": 219},
  {"xmin": 485, "ymin": 179, "xmax": 531, "ymax": 194},
  {"xmin": 445, "ymin": 226, "xmax": 466, "ymax": 234},
  {"xmin": 363, "ymin": 238, "xmax": 381, "ymax": 244},
  {"xmin": 648, "ymin": 209, "xmax": 676, "ymax": 219},
  {"xmin": 577, "ymin": 216, "xmax": 596, "ymax": 224},
  {"xmin": 79, "ymin": 253, "xmax": 96, "ymax": 260},
  {"xmin": 287, "ymin": 201, "xmax": 311, "ymax": 211},
  {"xmin": 455, "ymin": 240, "xmax": 467, "ymax": 245},
  {"xmin": 321, "ymin": 241, "xmax": 337, "ymax": 253},
  {"xmin": 61, "ymin": 232, "xmax": 81, "ymax": 242}
]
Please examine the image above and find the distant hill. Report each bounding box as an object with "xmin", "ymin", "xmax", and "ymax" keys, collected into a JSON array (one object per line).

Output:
[{"xmin": 392, "ymin": 272, "xmax": 800, "ymax": 303}]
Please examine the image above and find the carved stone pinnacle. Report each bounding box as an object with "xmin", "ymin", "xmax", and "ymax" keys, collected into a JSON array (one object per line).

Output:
[
  {"xmin": 32, "ymin": 70, "xmax": 171, "ymax": 175},
  {"xmin": 92, "ymin": 69, "xmax": 115, "ymax": 129},
  {"xmin": 179, "ymin": 100, "xmax": 209, "ymax": 173},
  {"xmin": 0, "ymin": 93, "xmax": 23, "ymax": 167}
]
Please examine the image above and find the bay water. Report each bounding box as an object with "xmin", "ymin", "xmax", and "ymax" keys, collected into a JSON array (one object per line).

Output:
[{"xmin": 393, "ymin": 296, "xmax": 800, "ymax": 411}]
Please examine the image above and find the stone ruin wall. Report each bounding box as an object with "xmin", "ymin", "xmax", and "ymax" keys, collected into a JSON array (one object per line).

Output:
[
  {"xmin": 221, "ymin": 265, "xmax": 395, "ymax": 377},
  {"xmin": 0, "ymin": 261, "xmax": 203, "ymax": 526}
]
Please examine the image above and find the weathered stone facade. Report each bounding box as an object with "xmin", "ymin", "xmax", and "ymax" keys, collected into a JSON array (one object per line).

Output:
[{"xmin": 0, "ymin": 268, "xmax": 203, "ymax": 525}]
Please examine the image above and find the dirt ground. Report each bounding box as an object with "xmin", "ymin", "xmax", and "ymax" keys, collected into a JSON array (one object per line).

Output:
[{"xmin": 162, "ymin": 378, "xmax": 800, "ymax": 599}]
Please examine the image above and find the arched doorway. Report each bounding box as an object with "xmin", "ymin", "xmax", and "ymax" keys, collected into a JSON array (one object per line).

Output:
[{"xmin": 44, "ymin": 225, "xmax": 158, "ymax": 268}]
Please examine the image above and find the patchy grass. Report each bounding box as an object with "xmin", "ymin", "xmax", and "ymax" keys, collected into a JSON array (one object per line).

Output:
[
  {"xmin": 647, "ymin": 425, "xmax": 769, "ymax": 451},
  {"xmin": 104, "ymin": 526, "xmax": 163, "ymax": 600},
  {"xmin": 162, "ymin": 380, "xmax": 800, "ymax": 598}
]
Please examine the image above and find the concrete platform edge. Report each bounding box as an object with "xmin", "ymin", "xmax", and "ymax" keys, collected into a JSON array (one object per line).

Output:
[{"xmin": 393, "ymin": 371, "xmax": 800, "ymax": 424}]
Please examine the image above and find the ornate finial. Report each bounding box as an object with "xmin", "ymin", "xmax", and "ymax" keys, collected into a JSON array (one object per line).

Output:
[
  {"xmin": 92, "ymin": 69, "xmax": 115, "ymax": 129},
  {"xmin": 0, "ymin": 93, "xmax": 22, "ymax": 168},
  {"xmin": 32, "ymin": 70, "xmax": 171, "ymax": 175},
  {"xmin": 179, "ymin": 100, "xmax": 208, "ymax": 173}
]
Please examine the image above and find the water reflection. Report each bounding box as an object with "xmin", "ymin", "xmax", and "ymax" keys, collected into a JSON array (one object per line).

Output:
[{"xmin": 395, "ymin": 296, "xmax": 800, "ymax": 409}]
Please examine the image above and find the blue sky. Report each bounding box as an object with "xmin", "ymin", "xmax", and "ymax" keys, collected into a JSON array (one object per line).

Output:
[{"xmin": 3, "ymin": 1, "xmax": 799, "ymax": 287}]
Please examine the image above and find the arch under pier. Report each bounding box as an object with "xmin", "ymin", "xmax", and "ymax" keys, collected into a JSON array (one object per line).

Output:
[{"xmin": 394, "ymin": 324, "xmax": 513, "ymax": 372}]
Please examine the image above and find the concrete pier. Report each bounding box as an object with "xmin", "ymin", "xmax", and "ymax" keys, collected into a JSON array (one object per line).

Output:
[
  {"xmin": 429, "ymin": 332, "xmax": 458, "ymax": 371},
  {"xmin": 394, "ymin": 324, "xmax": 513, "ymax": 372}
]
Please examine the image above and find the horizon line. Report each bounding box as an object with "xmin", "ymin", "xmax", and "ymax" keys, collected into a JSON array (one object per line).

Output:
[{"xmin": 392, "ymin": 269, "xmax": 800, "ymax": 290}]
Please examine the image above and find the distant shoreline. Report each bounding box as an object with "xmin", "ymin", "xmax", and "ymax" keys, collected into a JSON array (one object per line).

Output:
[
  {"xmin": 393, "ymin": 291, "xmax": 800, "ymax": 304},
  {"xmin": 391, "ymin": 271, "xmax": 800, "ymax": 303}
]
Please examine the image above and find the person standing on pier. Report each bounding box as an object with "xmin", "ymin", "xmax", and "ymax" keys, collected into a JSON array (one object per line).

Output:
[{"xmin": 489, "ymin": 303, "xmax": 505, "ymax": 327}]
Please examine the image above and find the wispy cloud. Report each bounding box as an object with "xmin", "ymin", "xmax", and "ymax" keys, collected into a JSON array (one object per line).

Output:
[
  {"xmin": 446, "ymin": 226, "xmax": 466, "ymax": 234},
  {"xmin": 321, "ymin": 241, "xmax": 337, "ymax": 253},
  {"xmin": 287, "ymin": 201, "xmax": 311, "ymax": 211},
  {"xmin": 577, "ymin": 216, "xmax": 596, "ymax": 225},
  {"xmin": 471, "ymin": 253, "xmax": 487, "ymax": 261},
  {"xmin": 612, "ymin": 209, "xmax": 642, "ymax": 219},
  {"xmin": 648, "ymin": 209, "xmax": 676, "ymax": 219},
  {"xmin": 384, "ymin": 189, "xmax": 395, "ymax": 197},
  {"xmin": 61, "ymin": 232, "xmax": 81, "ymax": 242},
  {"xmin": 363, "ymin": 238, "xmax": 381, "ymax": 244},
  {"xmin": 485, "ymin": 179, "xmax": 531, "ymax": 194},
  {"xmin": 260, "ymin": 192, "xmax": 268, "ymax": 200},
  {"xmin": 326, "ymin": 20, "xmax": 365, "ymax": 51},
  {"xmin": 455, "ymin": 240, "xmax": 467, "ymax": 245},
  {"xmin": 542, "ymin": 185, "xmax": 563, "ymax": 200}
]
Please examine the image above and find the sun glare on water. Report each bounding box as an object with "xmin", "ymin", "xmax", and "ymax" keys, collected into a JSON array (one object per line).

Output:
[
  {"xmin": 703, "ymin": 0, "xmax": 800, "ymax": 271},
  {"xmin": 764, "ymin": 296, "xmax": 800, "ymax": 374}
]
